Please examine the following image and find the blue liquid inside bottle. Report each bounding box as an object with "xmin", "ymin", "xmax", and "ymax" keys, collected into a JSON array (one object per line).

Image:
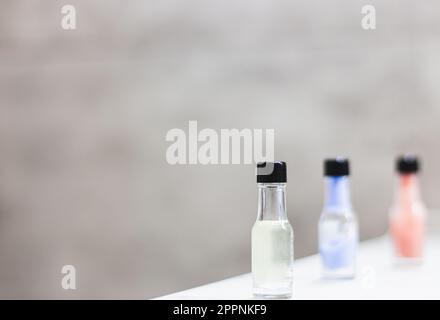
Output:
[{"xmin": 318, "ymin": 172, "xmax": 358, "ymax": 279}]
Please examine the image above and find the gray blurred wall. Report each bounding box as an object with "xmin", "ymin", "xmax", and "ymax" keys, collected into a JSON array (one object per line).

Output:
[{"xmin": 1, "ymin": 0, "xmax": 440, "ymax": 298}]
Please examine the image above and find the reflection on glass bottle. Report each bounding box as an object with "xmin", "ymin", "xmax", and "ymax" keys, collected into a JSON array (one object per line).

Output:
[
  {"xmin": 318, "ymin": 158, "xmax": 358, "ymax": 279},
  {"xmin": 252, "ymin": 161, "xmax": 294, "ymax": 299},
  {"xmin": 390, "ymin": 155, "xmax": 426, "ymax": 263}
]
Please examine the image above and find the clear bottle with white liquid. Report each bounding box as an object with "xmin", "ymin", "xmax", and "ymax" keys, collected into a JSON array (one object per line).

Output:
[
  {"xmin": 252, "ymin": 161, "xmax": 294, "ymax": 299},
  {"xmin": 318, "ymin": 158, "xmax": 358, "ymax": 279}
]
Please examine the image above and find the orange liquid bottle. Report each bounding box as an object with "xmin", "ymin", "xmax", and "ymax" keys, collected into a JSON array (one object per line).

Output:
[{"xmin": 389, "ymin": 155, "xmax": 426, "ymax": 262}]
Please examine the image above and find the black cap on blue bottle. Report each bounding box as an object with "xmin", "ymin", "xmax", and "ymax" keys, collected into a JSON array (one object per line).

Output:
[
  {"xmin": 324, "ymin": 158, "xmax": 350, "ymax": 176},
  {"xmin": 257, "ymin": 161, "xmax": 287, "ymax": 183}
]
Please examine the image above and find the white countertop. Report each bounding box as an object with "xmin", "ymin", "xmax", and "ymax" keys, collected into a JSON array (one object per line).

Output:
[{"xmin": 157, "ymin": 235, "xmax": 440, "ymax": 300}]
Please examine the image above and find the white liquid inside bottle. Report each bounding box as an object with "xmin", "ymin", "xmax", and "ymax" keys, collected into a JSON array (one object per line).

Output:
[{"xmin": 252, "ymin": 220, "xmax": 293, "ymax": 298}]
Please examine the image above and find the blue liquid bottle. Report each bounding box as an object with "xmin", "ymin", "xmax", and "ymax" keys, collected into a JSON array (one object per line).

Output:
[{"xmin": 318, "ymin": 158, "xmax": 358, "ymax": 279}]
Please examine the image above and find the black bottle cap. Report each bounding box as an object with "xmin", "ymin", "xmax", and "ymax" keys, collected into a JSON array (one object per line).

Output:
[
  {"xmin": 397, "ymin": 155, "xmax": 419, "ymax": 174},
  {"xmin": 256, "ymin": 161, "xmax": 287, "ymax": 183},
  {"xmin": 324, "ymin": 158, "xmax": 350, "ymax": 176}
]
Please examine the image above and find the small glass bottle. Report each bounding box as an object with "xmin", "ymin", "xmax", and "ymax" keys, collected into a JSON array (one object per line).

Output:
[
  {"xmin": 252, "ymin": 161, "xmax": 294, "ymax": 299},
  {"xmin": 389, "ymin": 155, "xmax": 426, "ymax": 263},
  {"xmin": 318, "ymin": 158, "xmax": 358, "ymax": 279}
]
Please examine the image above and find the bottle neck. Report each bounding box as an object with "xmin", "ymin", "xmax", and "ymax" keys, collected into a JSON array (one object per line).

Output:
[
  {"xmin": 395, "ymin": 173, "xmax": 421, "ymax": 206},
  {"xmin": 257, "ymin": 183, "xmax": 287, "ymax": 221},
  {"xmin": 323, "ymin": 176, "xmax": 352, "ymax": 212}
]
